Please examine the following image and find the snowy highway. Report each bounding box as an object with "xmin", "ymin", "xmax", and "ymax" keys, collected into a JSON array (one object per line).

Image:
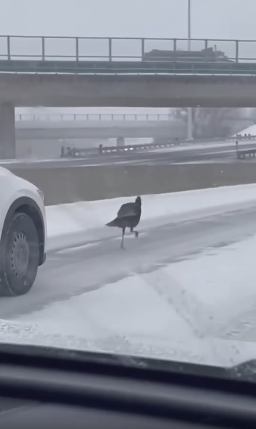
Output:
[
  {"xmin": 0, "ymin": 186, "xmax": 256, "ymax": 366},
  {"xmin": 0, "ymin": 186, "xmax": 255, "ymax": 350},
  {"xmin": 3, "ymin": 204, "xmax": 256, "ymax": 320}
]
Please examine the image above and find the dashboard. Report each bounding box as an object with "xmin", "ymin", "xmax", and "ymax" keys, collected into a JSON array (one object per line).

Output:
[{"xmin": 0, "ymin": 344, "xmax": 255, "ymax": 429}]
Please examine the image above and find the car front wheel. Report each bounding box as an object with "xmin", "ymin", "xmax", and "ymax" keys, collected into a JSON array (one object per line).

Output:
[{"xmin": 0, "ymin": 212, "xmax": 40, "ymax": 296}]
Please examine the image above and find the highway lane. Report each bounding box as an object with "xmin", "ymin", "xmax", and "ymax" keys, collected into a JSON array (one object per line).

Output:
[
  {"xmin": 1, "ymin": 204, "xmax": 256, "ymax": 326},
  {"xmin": 0, "ymin": 140, "xmax": 251, "ymax": 169}
]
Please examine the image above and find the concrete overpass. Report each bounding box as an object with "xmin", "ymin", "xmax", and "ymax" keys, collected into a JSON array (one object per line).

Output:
[
  {"xmin": 1, "ymin": 35, "xmax": 256, "ymax": 157},
  {"xmin": 1, "ymin": 73, "xmax": 256, "ymax": 158},
  {"xmin": 2, "ymin": 74, "xmax": 256, "ymax": 108}
]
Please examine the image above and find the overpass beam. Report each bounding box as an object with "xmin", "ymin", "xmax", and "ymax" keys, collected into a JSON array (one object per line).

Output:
[{"xmin": 0, "ymin": 103, "xmax": 15, "ymax": 159}]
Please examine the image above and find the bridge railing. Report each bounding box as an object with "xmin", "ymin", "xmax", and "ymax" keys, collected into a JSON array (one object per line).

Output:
[
  {"xmin": 15, "ymin": 113, "xmax": 173, "ymax": 122},
  {"xmin": 1, "ymin": 36, "xmax": 256, "ymax": 63}
]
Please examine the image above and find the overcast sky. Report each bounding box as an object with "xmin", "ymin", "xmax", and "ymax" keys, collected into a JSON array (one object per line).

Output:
[
  {"xmin": 1, "ymin": 0, "xmax": 255, "ymax": 39},
  {"xmin": 1, "ymin": 0, "xmax": 255, "ymax": 63}
]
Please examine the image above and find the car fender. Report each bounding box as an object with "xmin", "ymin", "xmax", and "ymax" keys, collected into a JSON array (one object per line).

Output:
[{"xmin": 0, "ymin": 168, "xmax": 46, "ymax": 258}]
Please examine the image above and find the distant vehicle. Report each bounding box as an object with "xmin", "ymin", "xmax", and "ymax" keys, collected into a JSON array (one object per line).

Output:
[
  {"xmin": 143, "ymin": 47, "xmax": 233, "ymax": 63},
  {"xmin": 0, "ymin": 167, "xmax": 46, "ymax": 296}
]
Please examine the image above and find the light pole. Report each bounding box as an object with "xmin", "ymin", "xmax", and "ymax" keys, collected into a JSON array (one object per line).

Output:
[
  {"xmin": 187, "ymin": 0, "xmax": 193, "ymax": 140},
  {"xmin": 188, "ymin": 0, "xmax": 191, "ymax": 50}
]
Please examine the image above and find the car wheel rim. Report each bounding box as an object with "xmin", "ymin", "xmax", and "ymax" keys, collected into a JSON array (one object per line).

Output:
[{"xmin": 11, "ymin": 233, "xmax": 29, "ymax": 278}]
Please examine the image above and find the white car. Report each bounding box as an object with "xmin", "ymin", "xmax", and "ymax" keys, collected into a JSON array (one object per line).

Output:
[{"xmin": 0, "ymin": 167, "xmax": 46, "ymax": 296}]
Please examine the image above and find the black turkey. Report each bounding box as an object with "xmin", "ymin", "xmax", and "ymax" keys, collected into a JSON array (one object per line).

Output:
[{"xmin": 106, "ymin": 196, "xmax": 142, "ymax": 249}]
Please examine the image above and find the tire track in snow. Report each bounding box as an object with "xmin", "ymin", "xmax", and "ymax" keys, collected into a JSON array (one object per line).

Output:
[
  {"xmin": 215, "ymin": 304, "xmax": 256, "ymax": 341},
  {"xmin": 138, "ymin": 269, "xmax": 218, "ymax": 339}
]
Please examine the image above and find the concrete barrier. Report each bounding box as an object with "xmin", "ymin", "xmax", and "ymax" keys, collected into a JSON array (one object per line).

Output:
[{"xmin": 8, "ymin": 163, "xmax": 256, "ymax": 206}]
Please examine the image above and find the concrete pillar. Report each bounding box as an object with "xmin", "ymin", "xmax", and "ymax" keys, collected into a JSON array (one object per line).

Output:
[{"xmin": 0, "ymin": 103, "xmax": 15, "ymax": 159}]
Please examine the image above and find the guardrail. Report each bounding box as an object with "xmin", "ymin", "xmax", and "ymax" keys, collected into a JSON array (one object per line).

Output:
[
  {"xmin": 234, "ymin": 134, "xmax": 256, "ymax": 140},
  {"xmin": 1, "ymin": 35, "xmax": 256, "ymax": 63},
  {"xmin": 224, "ymin": 135, "xmax": 256, "ymax": 142},
  {"xmin": 15, "ymin": 113, "xmax": 173, "ymax": 122},
  {"xmin": 61, "ymin": 140, "xmax": 184, "ymax": 158},
  {"xmin": 235, "ymin": 135, "xmax": 256, "ymax": 159},
  {"xmin": 61, "ymin": 135, "xmax": 256, "ymax": 158}
]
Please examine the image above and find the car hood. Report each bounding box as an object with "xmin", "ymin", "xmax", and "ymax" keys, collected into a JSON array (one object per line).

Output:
[{"xmin": 0, "ymin": 319, "xmax": 255, "ymax": 369}]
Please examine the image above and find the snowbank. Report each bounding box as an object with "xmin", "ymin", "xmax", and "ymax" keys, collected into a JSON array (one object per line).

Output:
[
  {"xmin": 235, "ymin": 123, "xmax": 256, "ymax": 136},
  {"xmin": 46, "ymin": 184, "xmax": 256, "ymax": 251}
]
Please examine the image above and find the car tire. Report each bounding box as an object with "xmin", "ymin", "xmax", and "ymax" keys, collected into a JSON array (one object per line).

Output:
[{"xmin": 0, "ymin": 212, "xmax": 40, "ymax": 296}]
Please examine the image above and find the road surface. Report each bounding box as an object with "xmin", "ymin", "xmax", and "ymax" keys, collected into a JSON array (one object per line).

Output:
[{"xmin": 1, "ymin": 203, "xmax": 256, "ymax": 347}]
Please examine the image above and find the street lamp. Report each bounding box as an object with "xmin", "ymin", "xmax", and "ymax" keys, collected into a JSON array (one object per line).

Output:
[
  {"xmin": 188, "ymin": 0, "xmax": 191, "ymax": 50},
  {"xmin": 187, "ymin": 0, "xmax": 193, "ymax": 141}
]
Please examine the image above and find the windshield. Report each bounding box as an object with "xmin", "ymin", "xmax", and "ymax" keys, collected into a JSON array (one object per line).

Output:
[{"xmin": 1, "ymin": 0, "xmax": 256, "ymax": 381}]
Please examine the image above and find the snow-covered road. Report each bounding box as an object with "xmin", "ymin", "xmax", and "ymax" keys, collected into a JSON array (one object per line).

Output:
[
  {"xmin": 1, "ymin": 186, "xmax": 256, "ymax": 366},
  {"xmin": 1, "ymin": 202, "xmax": 256, "ymax": 326}
]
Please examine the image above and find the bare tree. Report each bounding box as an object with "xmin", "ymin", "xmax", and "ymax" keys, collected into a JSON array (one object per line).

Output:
[{"xmin": 173, "ymin": 108, "xmax": 245, "ymax": 138}]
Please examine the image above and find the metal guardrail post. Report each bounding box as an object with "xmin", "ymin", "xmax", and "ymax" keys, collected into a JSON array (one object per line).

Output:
[
  {"xmin": 204, "ymin": 39, "xmax": 208, "ymax": 50},
  {"xmin": 7, "ymin": 36, "xmax": 11, "ymax": 60},
  {"xmin": 108, "ymin": 38, "xmax": 112, "ymax": 61},
  {"xmin": 42, "ymin": 37, "xmax": 45, "ymax": 61},
  {"xmin": 173, "ymin": 39, "xmax": 177, "ymax": 61},
  {"xmin": 235, "ymin": 40, "xmax": 239, "ymax": 63},
  {"xmin": 141, "ymin": 38, "xmax": 145, "ymax": 60},
  {"xmin": 75, "ymin": 37, "xmax": 79, "ymax": 61}
]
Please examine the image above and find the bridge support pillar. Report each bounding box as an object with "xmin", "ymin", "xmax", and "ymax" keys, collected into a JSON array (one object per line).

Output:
[{"xmin": 0, "ymin": 103, "xmax": 15, "ymax": 159}]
